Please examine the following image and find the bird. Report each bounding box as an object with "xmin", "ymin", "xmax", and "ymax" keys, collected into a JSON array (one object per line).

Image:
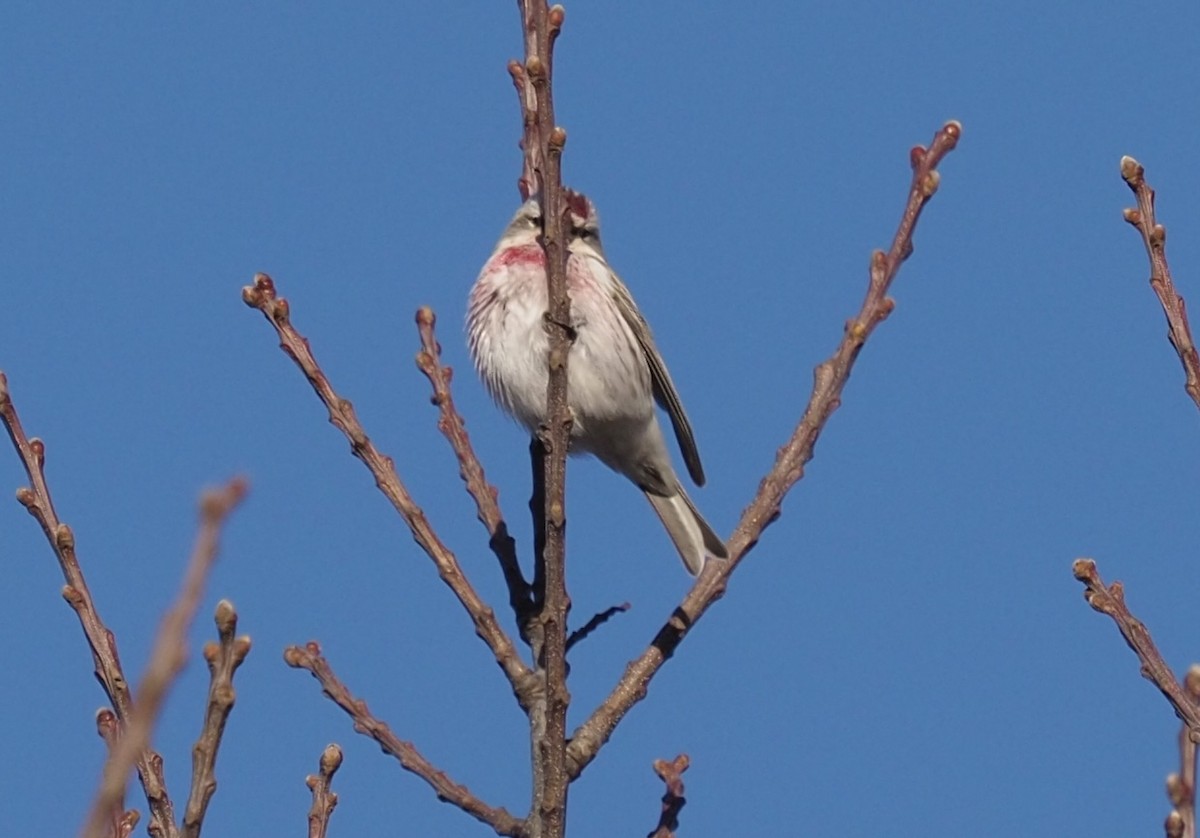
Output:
[{"xmin": 467, "ymin": 190, "xmax": 727, "ymax": 574}]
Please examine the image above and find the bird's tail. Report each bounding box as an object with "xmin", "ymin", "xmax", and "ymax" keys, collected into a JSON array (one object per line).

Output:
[{"xmin": 644, "ymin": 485, "xmax": 728, "ymax": 575}]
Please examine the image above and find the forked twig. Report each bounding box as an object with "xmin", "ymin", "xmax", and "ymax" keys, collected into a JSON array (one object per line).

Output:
[
  {"xmin": 284, "ymin": 641, "xmax": 525, "ymax": 837},
  {"xmin": 243, "ymin": 276, "xmax": 537, "ymax": 712},
  {"xmin": 86, "ymin": 479, "xmax": 248, "ymax": 838},
  {"xmin": 648, "ymin": 754, "xmax": 689, "ymax": 838},
  {"xmin": 182, "ymin": 600, "xmax": 253, "ymax": 838},
  {"xmin": 565, "ymin": 121, "xmax": 963, "ymax": 778},
  {"xmin": 0, "ymin": 371, "xmax": 179, "ymax": 838}
]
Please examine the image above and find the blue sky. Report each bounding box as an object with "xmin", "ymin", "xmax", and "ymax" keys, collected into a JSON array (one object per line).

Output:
[{"xmin": 3, "ymin": 3, "xmax": 1200, "ymax": 836}]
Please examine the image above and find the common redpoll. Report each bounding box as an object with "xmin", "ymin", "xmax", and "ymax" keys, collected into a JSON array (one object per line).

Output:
[{"xmin": 467, "ymin": 191, "xmax": 727, "ymax": 574}]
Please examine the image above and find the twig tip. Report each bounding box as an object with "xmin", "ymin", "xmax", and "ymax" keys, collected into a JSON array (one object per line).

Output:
[
  {"xmin": 653, "ymin": 754, "xmax": 690, "ymax": 779},
  {"xmin": 242, "ymin": 273, "xmax": 277, "ymax": 306},
  {"xmin": 1071, "ymin": 557, "xmax": 1097, "ymax": 580},
  {"xmin": 214, "ymin": 598, "xmax": 238, "ymax": 629},
  {"xmin": 1120, "ymin": 155, "xmax": 1143, "ymax": 185},
  {"xmin": 320, "ymin": 743, "xmax": 344, "ymax": 775}
]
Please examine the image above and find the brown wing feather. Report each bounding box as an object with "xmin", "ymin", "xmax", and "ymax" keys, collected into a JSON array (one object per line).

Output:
[{"xmin": 610, "ymin": 278, "xmax": 707, "ymax": 487}]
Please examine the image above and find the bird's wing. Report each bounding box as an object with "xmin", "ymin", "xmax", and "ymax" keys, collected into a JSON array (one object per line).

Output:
[{"xmin": 609, "ymin": 276, "xmax": 707, "ymax": 487}]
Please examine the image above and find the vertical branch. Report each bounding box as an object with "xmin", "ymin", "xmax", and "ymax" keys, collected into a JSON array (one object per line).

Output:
[
  {"xmin": 515, "ymin": 4, "xmax": 571, "ymax": 837},
  {"xmin": 528, "ymin": 438, "xmax": 548, "ymax": 620},
  {"xmin": 1168, "ymin": 667, "xmax": 1200, "ymax": 838},
  {"xmin": 305, "ymin": 744, "xmax": 343, "ymax": 838},
  {"xmin": 182, "ymin": 600, "xmax": 253, "ymax": 838}
]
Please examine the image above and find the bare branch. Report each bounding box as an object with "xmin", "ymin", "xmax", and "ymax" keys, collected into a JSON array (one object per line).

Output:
[
  {"xmin": 1119, "ymin": 156, "xmax": 1200, "ymax": 412},
  {"xmin": 1073, "ymin": 559, "xmax": 1200, "ymax": 735},
  {"xmin": 0, "ymin": 371, "xmax": 180, "ymax": 838},
  {"xmin": 306, "ymin": 744, "xmax": 344, "ymax": 838},
  {"xmin": 284, "ymin": 641, "xmax": 526, "ymax": 837},
  {"xmin": 86, "ymin": 479, "xmax": 248, "ymax": 838},
  {"xmin": 507, "ymin": 60, "xmax": 537, "ymax": 202},
  {"xmin": 242, "ymin": 275, "xmax": 537, "ymax": 711},
  {"xmin": 1166, "ymin": 674, "xmax": 1200, "ymax": 838},
  {"xmin": 647, "ymin": 755, "xmax": 689, "ymax": 838},
  {"xmin": 182, "ymin": 600, "xmax": 253, "ymax": 838},
  {"xmin": 1165, "ymin": 666, "xmax": 1200, "ymax": 838},
  {"xmin": 565, "ymin": 120, "xmax": 963, "ymax": 778},
  {"xmin": 414, "ymin": 306, "xmax": 535, "ymax": 631},
  {"xmin": 566, "ymin": 603, "xmax": 631, "ymax": 654},
  {"xmin": 514, "ymin": 4, "xmax": 572, "ymax": 837}
]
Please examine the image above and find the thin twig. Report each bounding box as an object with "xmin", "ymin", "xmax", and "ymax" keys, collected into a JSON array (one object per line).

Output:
[
  {"xmin": 284, "ymin": 642, "xmax": 525, "ymax": 837},
  {"xmin": 0, "ymin": 371, "xmax": 180, "ymax": 838},
  {"xmin": 182, "ymin": 600, "xmax": 253, "ymax": 838},
  {"xmin": 95, "ymin": 710, "xmax": 140, "ymax": 838},
  {"xmin": 566, "ymin": 603, "xmax": 631, "ymax": 653},
  {"xmin": 1073, "ymin": 559, "xmax": 1200, "ymax": 734},
  {"xmin": 564, "ymin": 121, "xmax": 962, "ymax": 778},
  {"xmin": 306, "ymin": 744, "xmax": 344, "ymax": 838},
  {"xmin": 514, "ymin": 4, "xmax": 572, "ymax": 837},
  {"xmin": 507, "ymin": 60, "xmax": 538, "ymax": 202},
  {"xmin": 414, "ymin": 306, "xmax": 535, "ymax": 631},
  {"xmin": 647, "ymin": 755, "xmax": 689, "ymax": 838},
  {"xmin": 1168, "ymin": 666, "xmax": 1200, "ymax": 838},
  {"xmin": 85, "ymin": 479, "xmax": 248, "ymax": 838},
  {"xmin": 1119, "ymin": 156, "xmax": 1200, "ymax": 412},
  {"xmin": 242, "ymin": 275, "xmax": 537, "ymax": 712},
  {"xmin": 1117, "ymin": 157, "xmax": 1200, "ymax": 837}
]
